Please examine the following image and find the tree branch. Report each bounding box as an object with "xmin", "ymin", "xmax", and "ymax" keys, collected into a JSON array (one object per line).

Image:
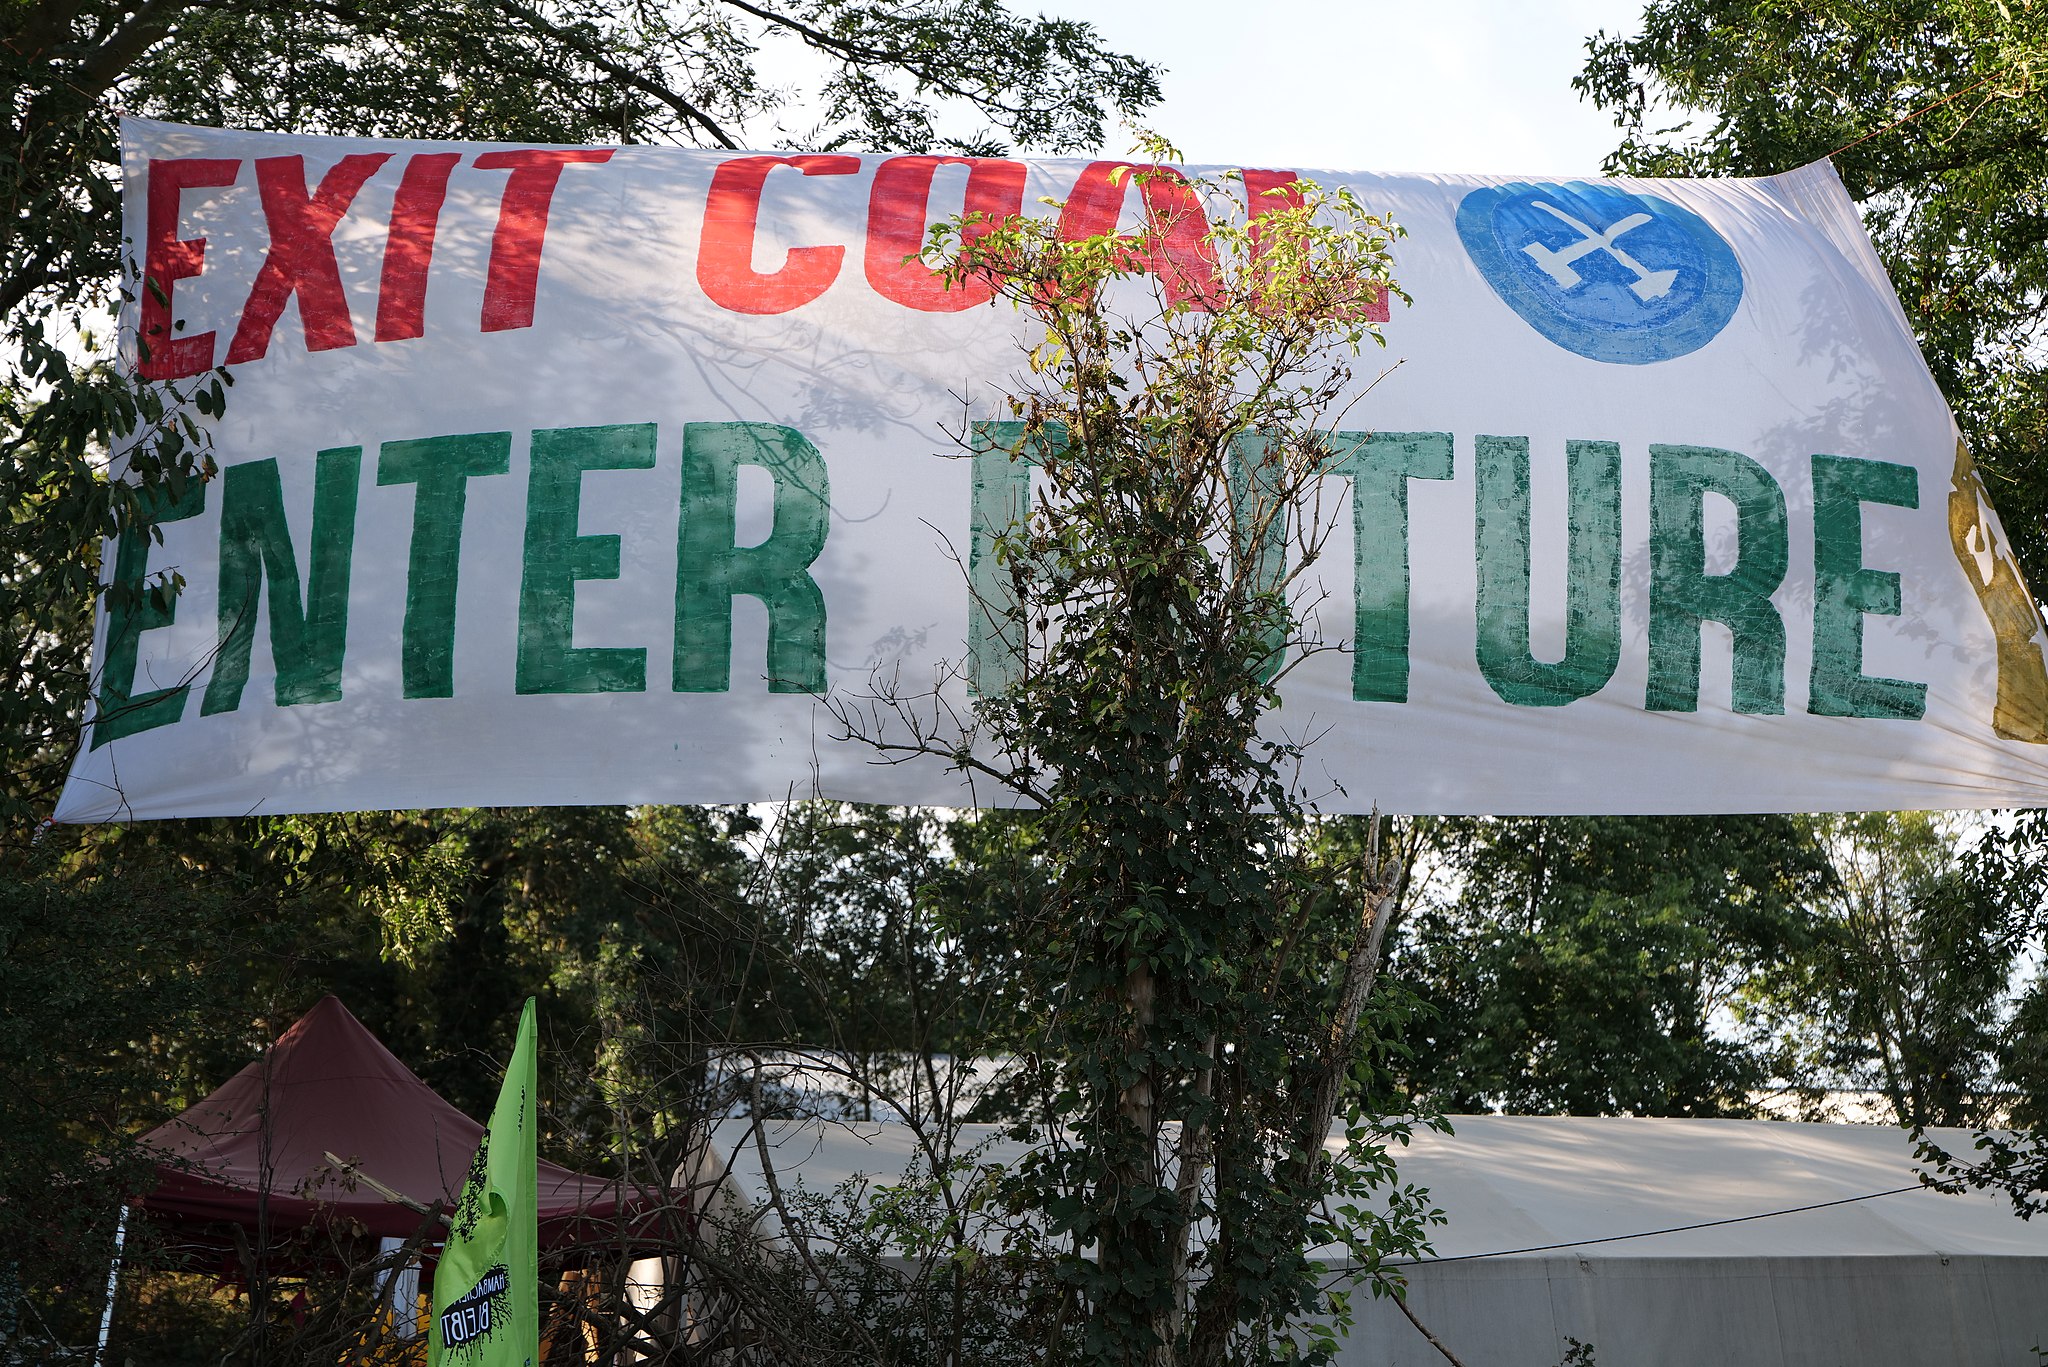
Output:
[{"xmin": 479, "ymin": 0, "xmax": 739, "ymax": 147}]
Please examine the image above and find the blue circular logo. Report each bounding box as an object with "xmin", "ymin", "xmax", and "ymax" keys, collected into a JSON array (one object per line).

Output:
[{"xmin": 1455, "ymin": 182, "xmax": 1744, "ymax": 365}]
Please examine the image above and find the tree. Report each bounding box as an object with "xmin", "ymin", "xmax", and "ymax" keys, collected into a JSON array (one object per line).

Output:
[
  {"xmin": 1576, "ymin": 0, "xmax": 2048, "ymax": 1211},
  {"xmin": 1576, "ymin": 2, "xmax": 2048, "ymax": 579},
  {"xmin": 0, "ymin": 861, "xmax": 287, "ymax": 1352},
  {"xmin": 734, "ymin": 802, "xmax": 1050, "ymax": 1124},
  {"xmin": 834, "ymin": 144, "xmax": 1439, "ymax": 1367},
  {"xmin": 1883, "ymin": 808, "xmax": 2048, "ymax": 1215},
  {"xmin": 1744, "ymin": 812, "xmax": 2022, "ymax": 1129},
  {"xmin": 1, "ymin": 0, "xmax": 1161, "ymax": 832},
  {"xmin": 1394, "ymin": 815, "xmax": 1831, "ymax": 1117}
]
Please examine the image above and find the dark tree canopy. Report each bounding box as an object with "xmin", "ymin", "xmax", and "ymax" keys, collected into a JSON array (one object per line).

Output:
[{"xmin": 1395, "ymin": 815, "xmax": 1831, "ymax": 1117}]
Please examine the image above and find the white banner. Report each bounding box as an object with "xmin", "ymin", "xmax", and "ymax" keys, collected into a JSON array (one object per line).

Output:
[{"xmin": 55, "ymin": 118, "xmax": 2048, "ymax": 820}]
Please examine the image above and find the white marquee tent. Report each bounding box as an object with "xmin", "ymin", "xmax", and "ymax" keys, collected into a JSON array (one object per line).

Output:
[{"xmin": 704, "ymin": 1114, "xmax": 2048, "ymax": 1366}]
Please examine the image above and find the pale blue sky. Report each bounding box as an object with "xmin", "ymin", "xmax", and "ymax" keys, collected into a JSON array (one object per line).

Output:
[{"xmin": 1037, "ymin": 0, "xmax": 1656, "ymax": 173}]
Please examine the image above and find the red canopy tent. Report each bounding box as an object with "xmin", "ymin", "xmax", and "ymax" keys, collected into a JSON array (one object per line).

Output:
[{"xmin": 136, "ymin": 995, "xmax": 651, "ymax": 1250}]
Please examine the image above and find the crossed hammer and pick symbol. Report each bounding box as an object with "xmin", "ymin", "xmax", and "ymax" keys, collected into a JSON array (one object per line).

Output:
[{"xmin": 1518, "ymin": 200, "xmax": 1680, "ymax": 302}]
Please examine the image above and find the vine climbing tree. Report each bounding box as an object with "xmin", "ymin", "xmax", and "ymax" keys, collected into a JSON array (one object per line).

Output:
[{"xmin": 838, "ymin": 140, "xmax": 1443, "ymax": 1366}]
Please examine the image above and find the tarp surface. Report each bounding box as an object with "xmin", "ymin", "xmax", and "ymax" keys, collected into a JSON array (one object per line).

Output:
[
  {"xmin": 711, "ymin": 1113, "xmax": 2048, "ymax": 1260},
  {"xmin": 57, "ymin": 121, "xmax": 2048, "ymax": 819},
  {"xmin": 709, "ymin": 1114, "xmax": 2048, "ymax": 1367},
  {"xmin": 138, "ymin": 996, "xmax": 637, "ymax": 1246}
]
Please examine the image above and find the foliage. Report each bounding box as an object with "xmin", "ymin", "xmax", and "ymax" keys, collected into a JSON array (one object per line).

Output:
[
  {"xmin": 1395, "ymin": 815, "xmax": 1830, "ymax": 1117},
  {"xmin": 0, "ymin": 849, "xmax": 284, "ymax": 1354},
  {"xmin": 681, "ymin": 1139, "xmax": 1083, "ymax": 1367},
  {"xmin": 1857, "ymin": 810, "xmax": 2048, "ymax": 1217},
  {"xmin": 1744, "ymin": 812, "xmax": 2022, "ymax": 1129},
  {"xmin": 1556, "ymin": 1337, "xmax": 1599, "ymax": 1367},
  {"xmin": 728, "ymin": 803, "xmax": 1067, "ymax": 1128},
  {"xmin": 837, "ymin": 140, "xmax": 1442, "ymax": 1366},
  {"xmin": 1389, "ymin": 812, "xmax": 2046, "ymax": 1131},
  {"xmin": 1919, "ymin": 1124, "xmax": 2048, "ymax": 1220},
  {"xmin": 1576, "ymin": 0, "xmax": 2048, "ymax": 583}
]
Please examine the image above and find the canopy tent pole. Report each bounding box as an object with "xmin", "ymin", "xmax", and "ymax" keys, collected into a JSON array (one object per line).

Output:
[{"xmin": 90, "ymin": 1204, "xmax": 127, "ymax": 1367}]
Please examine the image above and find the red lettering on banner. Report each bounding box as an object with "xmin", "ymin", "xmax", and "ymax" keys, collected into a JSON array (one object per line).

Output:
[
  {"xmin": 1242, "ymin": 168, "xmax": 1306, "ymax": 241},
  {"xmin": 1057, "ymin": 161, "xmax": 1219, "ymax": 308},
  {"xmin": 373, "ymin": 152, "xmax": 462, "ymax": 343},
  {"xmin": 224, "ymin": 154, "xmax": 392, "ymax": 364},
  {"xmin": 865, "ymin": 156, "xmax": 1026, "ymax": 312},
  {"xmin": 1241, "ymin": 168, "xmax": 1388, "ymax": 322},
  {"xmin": 698, "ymin": 155, "xmax": 862, "ymax": 315},
  {"xmin": 473, "ymin": 149, "xmax": 615, "ymax": 332},
  {"xmin": 140, "ymin": 158, "xmax": 241, "ymax": 380}
]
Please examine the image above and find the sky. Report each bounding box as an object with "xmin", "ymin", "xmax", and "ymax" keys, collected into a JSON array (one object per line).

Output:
[{"xmin": 1034, "ymin": 0, "xmax": 1658, "ymax": 175}]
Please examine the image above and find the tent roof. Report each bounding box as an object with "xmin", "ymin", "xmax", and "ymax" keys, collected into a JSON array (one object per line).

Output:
[
  {"xmin": 1385, "ymin": 1113, "xmax": 2044, "ymax": 1260},
  {"xmin": 138, "ymin": 996, "xmax": 641, "ymax": 1246},
  {"xmin": 709, "ymin": 1113, "xmax": 2048, "ymax": 1262}
]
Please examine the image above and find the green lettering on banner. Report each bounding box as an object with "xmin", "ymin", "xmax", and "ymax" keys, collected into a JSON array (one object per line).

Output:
[
  {"xmin": 91, "ymin": 481, "xmax": 207, "ymax": 747},
  {"xmin": 201, "ymin": 448, "xmax": 362, "ymax": 715},
  {"xmin": 518, "ymin": 424, "xmax": 657, "ymax": 694},
  {"xmin": 967, "ymin": 420, "xmax": 1061, "ymax": 696},
  {"xmin": 674, "ymin": 422, "xmax": 830, "ymax": 693},
  {"xmin": 1474, "ymin": 436, "xmax": 1622, "ymax": 707},
  {"xmin": 376, "ymin": 431, "xmax": 511, "ymax": 698},
  {"xmin": 1809, "ymin": 452, "xmax": 1927, "ymax": 719},
  {"xmin": 1647, "ymin": 443, "xmax": 1789, "ymax": 713},
  {"xmin": 1330, "ymin": 430, "xmax": 1454, "ymax": 703},
  {"xmin": 1229, "ymin": 432, "xmax": 1290, "ymax": 685},
  {"xmin": 967, "ymin": 423, "xmax": 1282, "ymax": 693}
]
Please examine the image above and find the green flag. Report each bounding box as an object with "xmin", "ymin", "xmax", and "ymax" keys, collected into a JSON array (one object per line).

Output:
[{"xmin": 430, "ymin": 997, "xmax": 538, "ymax": 1367}]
